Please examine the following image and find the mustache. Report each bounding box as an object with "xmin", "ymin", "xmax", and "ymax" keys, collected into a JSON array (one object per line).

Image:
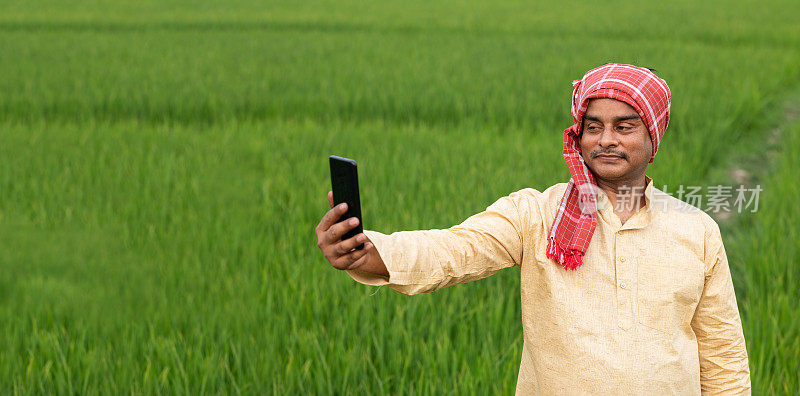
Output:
[{"xmin": 591, "ymin": 149, "xmax": 627, "ymax": 159}]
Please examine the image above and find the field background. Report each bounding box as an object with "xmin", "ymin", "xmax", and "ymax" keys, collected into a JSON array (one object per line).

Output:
[{"xmin": 1, "ymin": 0, "xmax": 799, "ymax": 393}]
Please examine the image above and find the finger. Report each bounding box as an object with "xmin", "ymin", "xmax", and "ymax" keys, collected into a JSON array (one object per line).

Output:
[
  {"xmin": 317, "ymin": 202, "xmax": 348, "ymax": 233},
  {"xmin": 335, "ymin": 233, "xmax": 367, "ymax": 255},
  {"xmin": 328, "ymin": 191, "xmax": 334, "ymax": 209},
  {"xmin": 325, "ymin": 216, "xmax": 359, "ymax": 243},
  {"xmin": 335, "ymin": 242, "xmax": 371, "ymax": 270},
  {"xmin": 345, "ymin": 243, "xmax": 374, "ymax": 270}
]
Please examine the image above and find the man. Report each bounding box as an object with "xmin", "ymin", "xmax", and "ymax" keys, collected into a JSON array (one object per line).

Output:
[{"xmin": 315, "ymin": 63, "xmax": 751, "ymax": 394}]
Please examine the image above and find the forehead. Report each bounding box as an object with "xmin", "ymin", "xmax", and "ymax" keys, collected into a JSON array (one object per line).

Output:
[{"xmin": 584, "ymin": 98, "xmax": 639, "ymax": 117}]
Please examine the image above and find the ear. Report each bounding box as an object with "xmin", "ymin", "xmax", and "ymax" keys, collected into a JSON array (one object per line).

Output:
[{"xmin": 647, "ymin": 133, "xmax": 656, "ymax": 161}]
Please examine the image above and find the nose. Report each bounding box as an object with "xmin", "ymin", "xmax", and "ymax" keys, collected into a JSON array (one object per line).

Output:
[{"xmin": 598, "ymin": 126, "xmax": 619, "ymax": 148}]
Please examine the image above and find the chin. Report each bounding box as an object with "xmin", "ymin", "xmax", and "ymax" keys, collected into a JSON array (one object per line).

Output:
[{"xmin": 588, "ymin": 163, "xmax": 631, "ymax": 181}]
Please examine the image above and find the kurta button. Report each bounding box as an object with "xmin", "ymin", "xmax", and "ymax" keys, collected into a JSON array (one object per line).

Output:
[
  {"xmin": 619, "ymin": 257, "xmax": 626, "ymax": 262},
  {"xmin": 620, "ymin": 282, "xmax": 627, "ymax": 289}
]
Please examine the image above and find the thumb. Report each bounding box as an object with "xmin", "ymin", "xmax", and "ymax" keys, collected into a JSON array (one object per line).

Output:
[{"xmin": 328, "ymin": 190, "xmax": 334, "ymax": 208}]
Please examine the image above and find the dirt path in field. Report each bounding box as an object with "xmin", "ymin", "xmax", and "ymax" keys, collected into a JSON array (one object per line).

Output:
[{"xmin": 712, "ymin": 87, "xmax": 800, "ymax": 223}]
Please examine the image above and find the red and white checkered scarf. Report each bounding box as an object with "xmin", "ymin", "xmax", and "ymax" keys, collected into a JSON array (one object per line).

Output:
[{"xmin": 547, "ymin": 63, "xmax": 672, "ymax": 270}]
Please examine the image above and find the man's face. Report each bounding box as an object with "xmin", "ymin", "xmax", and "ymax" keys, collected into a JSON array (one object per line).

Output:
[{"xmin": 579, "ymin": 98, "xmax": 653, "ymax": 183}]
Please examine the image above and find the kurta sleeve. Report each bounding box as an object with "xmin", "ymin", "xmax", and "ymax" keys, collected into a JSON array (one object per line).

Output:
[
  {"xmin": 691, "ymin": 227, "xmax": 751, "ymax": 394},
  {"xmin": 345, "ymin": 190, "xmax": 527, "ymax": 295}
]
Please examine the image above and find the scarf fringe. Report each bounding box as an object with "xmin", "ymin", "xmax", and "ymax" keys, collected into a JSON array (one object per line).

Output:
[{"xmin": 546, "ymin": 236, "xmax": 585, "ymax": 270}]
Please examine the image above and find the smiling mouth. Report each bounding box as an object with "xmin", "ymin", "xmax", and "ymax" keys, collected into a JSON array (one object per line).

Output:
[{"xmin": 596, "ymin": 154, "xmax": 624, "ymax": 160}]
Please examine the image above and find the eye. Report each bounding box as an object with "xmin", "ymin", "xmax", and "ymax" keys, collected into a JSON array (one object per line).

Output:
[{"xmin": 584, "ymin": 125, "xmax": 600, "ymax": 133}]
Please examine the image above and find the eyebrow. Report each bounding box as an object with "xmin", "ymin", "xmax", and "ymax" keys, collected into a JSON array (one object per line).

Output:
[{"xmin": 584, "ymin": 114, "xmax": 641, "ymax": 122}]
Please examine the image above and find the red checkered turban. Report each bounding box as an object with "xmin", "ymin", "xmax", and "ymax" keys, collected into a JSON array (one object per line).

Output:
[{"xmin": 546, "ymin": 63, "xmax": 672, "ymax": 270}]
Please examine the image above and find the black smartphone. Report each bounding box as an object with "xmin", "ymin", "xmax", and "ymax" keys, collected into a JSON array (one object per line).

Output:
[{"xmin": 329, "ymin": 155, "xmax": 364, "ymax": 250}]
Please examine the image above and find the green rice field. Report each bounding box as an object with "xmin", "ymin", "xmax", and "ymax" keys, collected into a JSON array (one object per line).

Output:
[{"xmin": 1, "ymin": 0, "xmax": 799, "ymax": 393}]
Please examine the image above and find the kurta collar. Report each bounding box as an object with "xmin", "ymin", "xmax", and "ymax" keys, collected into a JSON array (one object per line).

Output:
[{"xmin": 595, "ymin": 176, "xmax": 654, "ymax": 231}]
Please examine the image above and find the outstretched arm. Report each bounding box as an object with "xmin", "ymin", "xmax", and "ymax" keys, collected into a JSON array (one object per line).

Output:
[{"xmin": 343, "ymin": 190, "xmax": 527, "ymax": 295}]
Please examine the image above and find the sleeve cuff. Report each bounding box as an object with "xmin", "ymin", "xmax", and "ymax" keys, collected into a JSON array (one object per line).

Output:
[
  {"xmin": 344, "ymin": 229, "xmax": 394, "ymax": 286},
  {"xmin": 345, "ymin": 268, "xmax": 390, "ymax": 286}
]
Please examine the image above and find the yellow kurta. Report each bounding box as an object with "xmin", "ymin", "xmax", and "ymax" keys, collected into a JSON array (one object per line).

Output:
[{"xmin": 346, "ymin": 178, "xmax": 751, "ymax": 394}]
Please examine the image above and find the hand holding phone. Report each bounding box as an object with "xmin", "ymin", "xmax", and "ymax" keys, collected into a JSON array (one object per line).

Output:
[{"xmin": 315, "ymin": 156, "xmax": 388, "ymax": 276}]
